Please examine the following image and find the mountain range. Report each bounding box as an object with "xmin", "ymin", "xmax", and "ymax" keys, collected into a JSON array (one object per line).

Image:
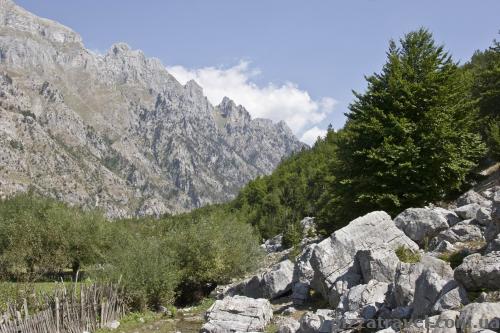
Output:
[{"xmin": 0, "ymin": 0, "xmax": 305, "ymax": 217}]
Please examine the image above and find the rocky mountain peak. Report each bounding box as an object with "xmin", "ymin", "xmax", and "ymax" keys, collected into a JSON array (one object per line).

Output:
[
  {"xmin": 0, "ymin": 1, "xmax": 305, "ymax": 217},
  {"xmin": 0, "ymin": 0, "xmax": 82, "ymax": 45},
  {"xmin": 217, "ymin": 96, "xmax": 251, "ymax": 125}
]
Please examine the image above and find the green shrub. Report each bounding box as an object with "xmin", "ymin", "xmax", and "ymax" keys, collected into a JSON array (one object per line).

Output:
[
  {"xmin": 395, "ymin": 246, "xmax": 421, "ymax": 263},
  {"xmin": 0, "ymin": 193, "xmax": 108, "ymax": 281},
  {"xmin": 100, "ymin": 234, "xmax": 180, "ymax": 311},
  {"xmin": 439, "ymin": 250, "xmax": 468, "ymax": 269},
  {"xmin": 487, "ymin": 121, "xmax": 500, "ymax": 160}
]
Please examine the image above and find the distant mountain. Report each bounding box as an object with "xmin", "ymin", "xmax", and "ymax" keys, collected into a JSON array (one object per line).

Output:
[{"xmin": 0, "ymin": 0, "xmax": 305, "ymax": 217}]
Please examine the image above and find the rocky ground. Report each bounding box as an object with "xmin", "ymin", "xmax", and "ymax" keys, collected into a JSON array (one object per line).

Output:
[{"xmin": 199, "ymin": 173, "xmax": 500, "ymax": 333}]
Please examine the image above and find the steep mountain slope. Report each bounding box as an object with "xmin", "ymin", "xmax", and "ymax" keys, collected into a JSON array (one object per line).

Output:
[{"xmin": 0, "ymin": 0, "xmax": 305, "ymax": 217}]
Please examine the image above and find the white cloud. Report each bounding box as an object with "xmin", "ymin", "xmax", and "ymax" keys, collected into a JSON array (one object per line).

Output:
[
  {"xmin": 167, "ymin": 61, "xmax": 336, "ymax": 138},
  {"xmin": 300, "ymin": 126, "xmax": 328, "ymax": 145}
]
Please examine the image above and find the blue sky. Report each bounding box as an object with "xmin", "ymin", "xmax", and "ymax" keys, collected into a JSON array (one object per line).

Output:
[{"xmin": 16, "ymin": 0, "xmax": 500, "ymax": 144}]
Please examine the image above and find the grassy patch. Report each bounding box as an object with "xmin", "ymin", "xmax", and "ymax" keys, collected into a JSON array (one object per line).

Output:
[
  {"xmin": 265, "ymin": 323, "xmax": 278, "ymax": 333},
  {"xmin": 395, "ymin": 246, "xmax": 421, "ymax": 263},
  {"xmin": 96, "ymin": 311, "xmax": 159, "ymax": 333},
  {"xmin": 438, "ymin": 250, "xmax": 468, "ymax": 269}
]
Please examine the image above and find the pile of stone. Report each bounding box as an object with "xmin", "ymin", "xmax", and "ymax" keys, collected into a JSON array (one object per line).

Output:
[{"xmin": 201, "ymin": 186, "xmax": 500, "ymax": 333}]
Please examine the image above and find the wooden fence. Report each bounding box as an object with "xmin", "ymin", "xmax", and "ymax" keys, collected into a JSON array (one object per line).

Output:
[{"xmin": 0, "ymin": 283, "xmax": 126, "ymax": 333}]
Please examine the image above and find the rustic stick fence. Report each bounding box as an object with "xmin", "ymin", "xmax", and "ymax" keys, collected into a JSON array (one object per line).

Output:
[{"xmin": 0, "ymin": 283, "xmax": 126, "ymax": 333}]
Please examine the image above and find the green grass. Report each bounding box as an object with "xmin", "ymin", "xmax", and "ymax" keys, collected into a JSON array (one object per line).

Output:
[
  {"xmin": 395, "ymin": 246, "xmax": 421, "ymax": 263},
  {"xmin": 265, "ymin": 323, "xmax": 278, "ymax": 333},
  {"xmin": 438, "ymin": 250, "xmax": 468, "ymax": 269},
  {"xmin": 0, "ymin": 281, "xmax": 91, "ymax": 312},
  {"xmin": 95, "ymin": 298, "xmax": 213, "ymax": 333}
]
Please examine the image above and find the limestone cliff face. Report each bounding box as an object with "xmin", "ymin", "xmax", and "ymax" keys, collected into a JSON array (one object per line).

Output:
[{"xmin": 0, "ymin": 0, "xmax": 305, "ymax": 217}]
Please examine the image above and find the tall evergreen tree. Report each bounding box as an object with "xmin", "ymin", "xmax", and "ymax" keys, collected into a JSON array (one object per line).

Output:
[
  {"xmin": 319, "ymin": 29, "xmax": 486, "ymax": 232},
  {"xmin": 467, "ymin": 38, "xmax": 500, "ymax": 160}
]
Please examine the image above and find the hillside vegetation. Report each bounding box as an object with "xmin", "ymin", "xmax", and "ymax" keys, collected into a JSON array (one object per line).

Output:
[{"xmin": 0, "ymin": 29, "xmax": 499, "ymax": 311}]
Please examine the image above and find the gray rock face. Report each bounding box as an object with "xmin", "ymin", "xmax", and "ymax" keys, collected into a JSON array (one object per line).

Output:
[
  {"xmin": 455, "ymin": 204, "xmax": 482, "ymax": 220},
  {"xmin": 457, "ymin": 303, "xmax": 500, "ymax": 333},
  {"xmin": 261, "ymin": 260, "xmax": 295, "ymax": 299},
  {"xmin": 201, "ymin": 296, "xmax": 273, "ymax": 333},
  {"xmin": 337, "ymin": 280, "xmax": 390, "ymax": 321},
  {"xmin": 412, "ymin": 270, "xmax": 468, "ymax": 319},
  {"xmin": 224, "ymin": 260, "xmax": 294, "ymax": 300},
  {"xmin": 404, "ymin": 311, "xmax": 460, "ymax": 333},
  {"xmin": 456, "ymin": 190, "xmax": 491, "ymax": 207},
  {"xmin": 357, "ymin": 247, "xmax": 400, "ymax": 284},
  {"xmin": 393, "ymin": 255, "xmax": 453, "ymax": 309},
  {"xmin": 486, "ymin": 234, "xmax": 500, "ymax": 253},
  {"xmin": 476, "ymin": 207, "xmax": 493, "ymax": 226},
  {"xmin": 485, "ymin": 191, "xmax": 500, "ymax": 242},
  {"xmin": 275, "ymin": 316, "xmax": 300, "ymax": 333},
  {"xmin": 432, "ymin": 207, "xmax": 462, "ymax": 227},
  {"xmin": 454, "ymin": 252, "xmax": 500, "ymax": 291},
  {"xmin": 430, "ymin": 220, "xmax": 485, "ymax": 248},
  {"xmin": 0, "ymin": 0, "xmax": 304, "ymax": 217},
  {"xmin": 309, "ymin": 211, "xmax": 418, "ymax": 305},
  {"xmin": 299, "ymin": 310, "xmax": 335, "ymax": 333},
  {"xmin": 292, "ymin": 243, "xmax": 317, "ymax": 305},
  {"xmin": 394, "ymin": 208, "xmax": 450, "ymax": 245}
]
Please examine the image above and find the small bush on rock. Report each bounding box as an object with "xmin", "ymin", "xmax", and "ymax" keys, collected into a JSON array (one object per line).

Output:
[
  {"xmin": 439, "ymin": 250, "xmax": 468, "ymax": 269},
  {"xmin": 395, "ymin": 246, "xmax": 421, "ymax": 263}
]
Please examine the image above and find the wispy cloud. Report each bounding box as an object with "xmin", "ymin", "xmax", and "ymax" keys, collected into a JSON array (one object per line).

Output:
[
  {"xmin": 300, "ymin": 126, "xmax": 328, "ymax": 145},
  {"xmin": 167, "ymin": 61, "xmax": 336, "ymax": 144}
]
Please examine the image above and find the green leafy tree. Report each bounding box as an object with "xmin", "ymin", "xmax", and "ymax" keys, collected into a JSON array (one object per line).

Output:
[
  {"xmin": 466, "ymin": 38, "xmax": 500, "ymax": 160},
  {"xmin": 319, "ymin": 29, "xmax": 486, "ymax": 232},
  {"xmin": 487, "ymin": 121, "xmax": 500, "ymax": 160}
]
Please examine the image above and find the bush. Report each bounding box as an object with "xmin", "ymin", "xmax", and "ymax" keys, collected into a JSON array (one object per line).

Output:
[
  {"xmin": 0, "ymin": 195, "xmax": 263, "ymax": 311},
  {"xmin": 395, "ymin": 246, "xmax": 421, "ymax": 263},
  {"xmin": 487, "ymin": 121, "xmax": 500, "ymax": 160},
  {"xmin": 439, "ymin": 250, "xmax": 468, "ymax": 269},
  {"xmin": 167, "ymin": 211, "xmax": 263, "ymax": 304},
  {"xmin": 100, "ymin": 234, "xmax": 179, "ymax": 311},
  {"xmin": 0, "ymin": 193, "xmax": 108, "ymax": 281}
]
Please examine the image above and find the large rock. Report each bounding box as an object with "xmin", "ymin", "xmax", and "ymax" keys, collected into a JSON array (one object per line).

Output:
[
  {"xmin": 394, "ymin": 208, "xmax": 450, "ymax": 245},
  {"xmin": 337, "ymin": 280, "xmax": 390, "ymax": 321},
  {"xmin": 404, "ymin": 311, "xmax": 460, "ymax": 333},
  {"xmin": 219, "ymin": 259, "xmax": 294, "ymax": 301},
  {"xmin": 393, "ymin": 255, "xmax": 453, "ymax": 309},
  {"xmin": 432, "ymin": 283, "xmax": 469, "ymax": 314},
  {"xmin": 309, "ymin": 211, "xmax": 418, "ymax": 304},
  {"xmin": 476, "ymin": 207, "xmax": 493, "ymax": 226},
  {"xmin": 299, "ymin": 310, "xmax": 335, "ymax": 333},
  {"xmin": 454, "ymin": 252, "xmax": 500, "ymax": 291},
  {"xmin": 292, "ymin": 243, "xmax": 317, "ymax": 305},
  {"xmin": 275, "ymin": 316, "xmax": 300, "ymax": 333},
  {"xmin": 486, "ymin": 234, "xmax": 500, "ymax": 253},
  {"xmin": 430, "ymin": 220, "xmax": 485, "ymax": 248},
  {"xmin": 261, "ymin": 260, "xmax": 295, "ymax": 299},
  {"xmin": 412, "ymin": 270, "xmax": 467, "ymax": 318},
  {"xmin": 485, "ymin": 191, "xmax": 500, "ymax": 242},
  {"xmin": 455, "ymin": 204, "xmax": 482, "ymax": 220},
  {"xmin": 457, "ymin": 303, "xmax": 500, "ymax": 333},
  {"xmin": 456, "ymin": 190, "xmax": 491, "ymax": 207},
  {"xmin": 357, "ymin": 247, "xmax": 400, "ymax": 284},
  {"xmin": 200, "ymin": 296, "xmax": 273, "ymax": 333}
]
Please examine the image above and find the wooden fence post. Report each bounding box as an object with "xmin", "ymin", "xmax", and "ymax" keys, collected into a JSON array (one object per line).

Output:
[{"xmin": 55, "ymin": 296, "xmax": 60, "ymax": 333}]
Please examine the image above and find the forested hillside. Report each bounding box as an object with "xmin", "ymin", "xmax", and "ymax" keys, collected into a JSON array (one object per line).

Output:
[{"xmin": 234, "ymin": 29, "xmax": 500, "ymax": 239}]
